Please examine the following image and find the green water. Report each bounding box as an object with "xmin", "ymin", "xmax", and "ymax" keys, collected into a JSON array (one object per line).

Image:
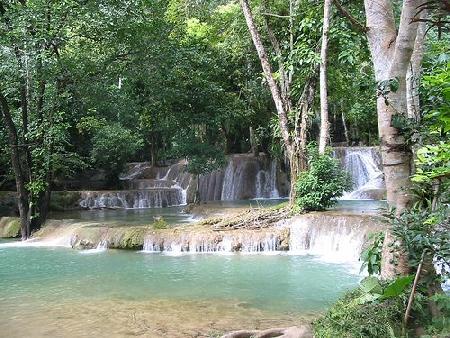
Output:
[
  {"xmin": 0, "ymin": 246, "xmax": 361, "ymax": 336},
  {"xmin": 0, "ymin": 246, "xmax": 359, "ymax": 314}
]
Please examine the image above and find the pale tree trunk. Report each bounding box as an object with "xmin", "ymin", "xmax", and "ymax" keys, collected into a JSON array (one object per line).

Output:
[
  {"xmin": 364, "ymin": 0, "xmax": 425, "ymax": 279},
  {"xmin": 318, "ymin": 0, "xmax": 332, "ymax": 154}
]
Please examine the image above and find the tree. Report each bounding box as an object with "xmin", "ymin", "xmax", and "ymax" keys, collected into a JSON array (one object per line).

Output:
[
  {"xmin": 363, "ymin": 0, "xmax": 426, "ymax": 278},
  {"xmin": 239, "ymin": 0, "xmax": 319, "ymax": 201},
  {"xmin": 318, "ymin": 0, "xmax": 332, "ymax": 154},
  {"xmin": 0, "ymin": 0, "xmax": 86, "ymax": 238}
]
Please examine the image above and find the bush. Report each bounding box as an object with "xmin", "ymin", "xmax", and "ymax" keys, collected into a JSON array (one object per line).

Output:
[
  {"xmin": 152, "ymin": 217, "xmax": 168, "ymax": 229},
  {"xmin": 295, "ymin": 146, "xmax": 350, "ymax": 211},
  {"xmin": 313, "ymin": 288, "xmax": 405, "ymax": 338}
]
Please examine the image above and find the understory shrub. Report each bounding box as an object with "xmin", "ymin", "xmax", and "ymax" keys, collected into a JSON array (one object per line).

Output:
[
  {"xmin": 313, "ymin": 287, "xmax": 406, "ymax": 338},
  {"xmin": 152, "ymin": 217, "xmax": 168, "ymax": 229},
  {"xmin": 295, "ymin": 146, "xmax": 350, "ymax": 211},
  {"xmin": 314, "ymin": 275, "xmax": 450, "ymax": 338}
]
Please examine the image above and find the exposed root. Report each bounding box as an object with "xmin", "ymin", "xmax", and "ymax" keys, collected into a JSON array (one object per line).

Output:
[
  {"xmin": 220, "ymin": 325, "xmax": 313, "ymax": 338},
  {"xmin": 211, "ymin": 207, "xmax": 291, "ymax": 231}
]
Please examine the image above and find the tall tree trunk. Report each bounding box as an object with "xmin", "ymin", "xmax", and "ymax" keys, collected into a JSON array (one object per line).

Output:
[
  {"xmin": 240, "ymin": 0, "xmax": 291, "ymax": 151},
  {"xmin": 342, "ymin": 110, "xmax": 350, "ymax": 145},
  {"xmin": 364, "ymin": 0, "xmax": 424, "ymax": 279},
  {"xmin": 296, "ymin": 74, "xmax": 318, "ymax": 171},
  {"xmin": 194, "ymin": 174, "xmax": 201, "ymax": 205},
  {"xmin": 318, "ymin": 0, "xmax": 332, "ymax": 154},
  {"xmin": 249, "ymin": 126, "xmax": 259, "ymax": 157},
  {"xmin": 240, "ymin": 0, "xmax": 296, "ymax": 201},
  {"xmin": 0, "ymin": 90, "xmax": 31, "ymax": 239}
]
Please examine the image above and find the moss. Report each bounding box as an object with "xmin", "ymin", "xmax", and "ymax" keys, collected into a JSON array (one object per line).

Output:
[
  {"xmin": 152, "ymin": 218, "xmax": 168, "ymax": 229},
  {"xmin": 112, "ymin": 227, "xmax": 146, "ymax": 249},
  {"xmin": 313, "ymin": 289, "xmax": 405, "ymax": 338},
  {"xmin": 0, "ymin": 217, "xmax": 21, "ymax": 238}
]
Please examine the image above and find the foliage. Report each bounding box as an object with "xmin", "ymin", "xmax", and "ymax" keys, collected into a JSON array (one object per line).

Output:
[
  {"xmin": 413, "ymin": 38, "xmax": 450, "ymax": 203},
  {"xmin": 391, "ymin": 207, "xmax": 450, "ymax": 280},
  {"xmin": 294, "ymin": 146, "xmax": 350, "ymax": 211},
  {"xmin": 90, "ymin": 123, "xmax": 143, "ymax": 180},
  {"xmin": 171, "ymin": 132, "xmax": 227, "ymax": 176},
  {"xmin": 424, "ymin": 293, "xmax": 450, "ymax": 337},
  {"xmin": 313, "ymin": 286, "xmax": 406, "ymax": 338},
  {"xmin": 356, "ymin": 275, "xmax": 414, "ymax": 304},
  {"xmin": 314, "ymin": 274, "xmax": 450, "ymax": 338},
  {"xmin": 360, "ymin": 231, "xmax": 384, "ymax": 275}
]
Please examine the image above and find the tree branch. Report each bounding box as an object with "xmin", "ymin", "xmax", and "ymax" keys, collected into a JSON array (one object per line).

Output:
[
  {"xmin": 261, "ymin": 12, "xmax": 297, "ymax": 19},
  {"xmin": 332, "ymin": 0, "xmax": 367, "ymax": 33}
]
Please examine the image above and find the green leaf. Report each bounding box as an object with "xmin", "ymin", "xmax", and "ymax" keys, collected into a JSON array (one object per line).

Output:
[
  {"xmin": 360, "ymin": 276, "xmax": 383, "ymax": 294},
  {"xmin": 381, "ymin": 275, "xmax": 414, "ymax": 299},
  {"xmin": 355, "ymin": 292, "xmax": 381, "ymax": 304}
]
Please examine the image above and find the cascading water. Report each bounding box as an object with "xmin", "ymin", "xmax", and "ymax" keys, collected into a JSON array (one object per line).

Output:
[
  {"xmin": 79, "ymin": 189, "xmax": 186, "ymax": 209},
  {"xmin": 255, "ymin": 160, "xmax": 280, "ymax": 199},
  {"xmin": 119, "ymin": 162, "xmax": 152, "ymax": 180},
  {"xmin": 288, "ymin": 215, "xmax": 371, "ymax": 265},
  {"xmin": 335, "ymin": 147, "xmax": 385, "ymax": 200},
  {"xmin": 220, "ymin": 155, "xmax": 282, "ymax": 200},
  {"xmin": 142, "ymin": 230, "xmax": 283, "ymax": 254},
  {"xmin": 80, "ymin": 161, "xmax": 189, "ymax": 209}
]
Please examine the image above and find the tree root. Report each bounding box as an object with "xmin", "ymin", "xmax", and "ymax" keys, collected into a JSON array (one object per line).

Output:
[
  {"xmin": 210, "ymin": 207, "xmax": 291, "ymax": 231},
  {"xmin": 220, "ymin": 325, "xmax": 313, "ymax": 338}
]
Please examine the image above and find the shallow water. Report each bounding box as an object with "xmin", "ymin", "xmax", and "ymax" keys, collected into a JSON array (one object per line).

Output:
[
  {"xmin": 46, "ymin": 199, "xmax": 384, "ymax": 228},
  {"xmin": 0, "ymin": 246, "xmax": 360, "ymax": 337},
  {"xmin": 48, "ymin": 206, "xmax": 195, "ymax": 225}
]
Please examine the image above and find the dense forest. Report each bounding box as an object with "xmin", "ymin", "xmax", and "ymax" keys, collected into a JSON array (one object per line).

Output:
[
  {"xmin": 0, "ymin": 0, "xmax": 449, "ymax": 337},
  {"xmin": 0, "ymin": 0, "xmax": 381, "ymax": 231}
]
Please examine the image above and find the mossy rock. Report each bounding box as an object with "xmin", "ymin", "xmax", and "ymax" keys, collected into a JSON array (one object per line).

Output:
[
  {"xmin": 109, "ymin": 227, "xmax": 147, "ymax": 250},
  {"xmin": 0, "ymin": 217, "xmax": 21, "ymax": 238},
  {"xmin": 70, "ymin": 225, "xmax": 148, "ymax": 250}
]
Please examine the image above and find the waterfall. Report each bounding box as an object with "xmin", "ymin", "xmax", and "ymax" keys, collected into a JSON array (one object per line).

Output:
[
  {"xmin": 220, "ymin": 155, "xmax": 282, "ymax": 200},
  {"xmin": 334, "ymin": 147, "xmax": 385, "ymax": 200},
  {"xmin": 80, "ymin": 154, "xmax": 285, "ymax": 209},
  {"xmin": 220, "ymin": 160, "xmax": 244, "ymax": 200},
  {"xmin": 288, "ymin": 215, "xmax": 371, "ymax": 264},
  {"xmin": 142, "ymin": 229, "xmax": 285, "ymax": 254},
  {"xmin": 79, "ymin": 189, "xmax": 186, "ymax": 209},
  {"xmin": 255, "ymin": 160, "xmax": 280, "ymax": 199},
  {"xmin": 80, "ymin": 239, "xmax": 108, "ymax": 254}
]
